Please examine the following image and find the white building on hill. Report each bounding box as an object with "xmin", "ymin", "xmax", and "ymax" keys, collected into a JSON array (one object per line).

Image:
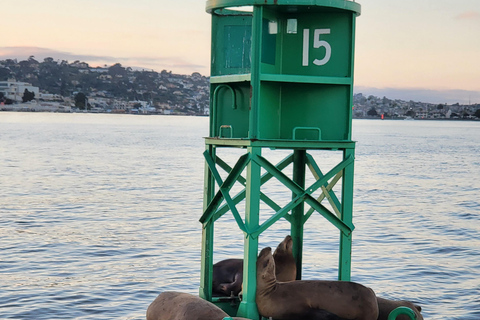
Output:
[{"xmin": 0, "ymin": 81, "xmax": 40, "ymax": 102}]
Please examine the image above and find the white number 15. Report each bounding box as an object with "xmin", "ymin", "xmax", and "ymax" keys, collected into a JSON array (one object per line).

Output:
[{"xmin": 302, "ymin": 28, "xmax": 331, "ymax": 66}]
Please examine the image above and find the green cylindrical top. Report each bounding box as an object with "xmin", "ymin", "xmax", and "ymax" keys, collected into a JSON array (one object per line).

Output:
[
  {"xmin": 207, "ymin": 0, "xmax": 361, "ymax": 141},
  {"xmin": 206, "ymin": 0, "xmax": 361, "ymax": 15}
]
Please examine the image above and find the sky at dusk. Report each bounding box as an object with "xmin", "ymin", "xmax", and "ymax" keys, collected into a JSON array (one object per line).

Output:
[{"xmin": 1, "ymin": 0, "xmax": 479, "ymax": 104}]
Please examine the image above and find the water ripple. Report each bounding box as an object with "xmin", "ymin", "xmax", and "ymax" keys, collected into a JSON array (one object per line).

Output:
[{"xmin": 1, "ymin": 115, "xmax": 480, "ymax": 319}]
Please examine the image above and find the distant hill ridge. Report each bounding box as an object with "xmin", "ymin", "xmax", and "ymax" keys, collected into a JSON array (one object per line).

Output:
[{"xmin": 0, "ymin": 57, "xmax": 210, "ymax": 113}]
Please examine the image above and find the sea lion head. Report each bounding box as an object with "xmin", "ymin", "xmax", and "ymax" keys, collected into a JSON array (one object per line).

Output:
[
  {"xmin": 273, "ymin": 235, "xmax": 293, "ymax": 257},
  {"xmin": 256, "ymin": 247, "xmax": 278, "ymax": 296},
  {"xmin": 273, "ymin": 235, "xmax": 296, "ymax": 282}
]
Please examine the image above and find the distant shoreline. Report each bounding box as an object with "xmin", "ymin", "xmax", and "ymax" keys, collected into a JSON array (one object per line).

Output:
[
  {"xmin": 2, "ymin": 108, "xmax": 478, "ymax": 122},
  {"xmin": 354, "ymin": 116, "xmax": 479, "ymax": 122}
]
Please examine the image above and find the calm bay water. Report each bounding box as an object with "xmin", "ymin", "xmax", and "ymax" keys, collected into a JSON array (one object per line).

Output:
[{"xmin": 1, "ymin": 113, "xmax": 479, "ymax": 319}]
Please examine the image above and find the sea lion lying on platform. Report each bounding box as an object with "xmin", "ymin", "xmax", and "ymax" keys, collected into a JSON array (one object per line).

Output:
[
  {"xmin": 146, "ymin": 291, "xmax": 249, "ymax": 320},
  {"xmin": 212, "ymin": 235, "xmax": 297, "ymax": 296},
  {"xmin": 261, "ymin": 299, "xmax": 423, "ymax": 320},
  {"xmin": 288, "ymin": 297, "xmax": 424, "ymax": 320},
  {"xmin": 265, "ymin": 291, "xmax": 424, "ymax": 320},
  {"xmin": 256, "ymin": 247, "xmax": 379, "ymax": 320}
]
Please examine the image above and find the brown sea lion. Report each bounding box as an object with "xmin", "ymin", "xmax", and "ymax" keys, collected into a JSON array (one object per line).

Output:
[
  {"xmin": 256, "ymin": 247, "xmax": 379, "ymax": 320},
  {"xmin": 377, "ymin": 297, "xmax": 423, "ymax": 320},
  {"xmin": 283, "ymin": 298, "xmax": 423, "ymax": 320},
  {"xmin": 212, "ymin": 235, "xmax": 297, "ymax": 296},
  {"xmin": 146, "ymin": 291, "xmax": 249, "ymax": 320},
  {"xmin": 273, "ymin": 235, "xmax": 297, "ymax": 282}
]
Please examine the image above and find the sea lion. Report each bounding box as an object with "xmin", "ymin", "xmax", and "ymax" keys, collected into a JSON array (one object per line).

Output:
[
  {"xmin": 284, "ymin": 298, "xmax": 423, "ymax": 320},
  {"xmin": 212, "ymin": 258, "xmax": 243, "ymax": 297},
  {"xmin": 285, "ymin": 309, "xmax": 348, "ymax": 320},
  {"xmin": 146, "ymin": 291, "xmax": 249, "ymax": 320},
  {"xmin": 256, "ymin": 247, "xmax": 379, "ymax": 320},
  {"xmin": 273, "ymin": 235, "xmax": 297, "ymax": 282},
  {"xmin": 377, "ymin": 297, "xmax": 423, "ymax": 320},
  {"xmin": 212, "ymin": 235, "xmax": 297, "ymax": 296}
]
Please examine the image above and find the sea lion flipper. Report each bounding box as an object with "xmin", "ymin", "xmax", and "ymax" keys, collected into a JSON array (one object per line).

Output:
[{"xmin": 220, "ymin": 271, "xmax": 243, "ymax": 296}]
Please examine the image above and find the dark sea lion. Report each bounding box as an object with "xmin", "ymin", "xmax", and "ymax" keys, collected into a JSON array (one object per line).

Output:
[
  {"xmin": 212, "ymin": 235, "xmax": 297, "ymax": 296},
  {"xmin": 146, "ymin": 291, "xmax": 249, "ymax": 320},
  {"xmin": 377, "ymin": 297, "xmax": 423, "ymax": 320},
  {"xmin": 212, "ymin": 258, "xmax": 243, "ymax": 297},
  {"xmin": 256, "ymin": 247, "xmax": 379, "ymax": 320}
]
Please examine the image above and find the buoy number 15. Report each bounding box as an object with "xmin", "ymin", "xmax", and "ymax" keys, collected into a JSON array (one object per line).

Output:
[{"xmin": 302, "ymin": 28, "xmax": 331, "ymax": 66}]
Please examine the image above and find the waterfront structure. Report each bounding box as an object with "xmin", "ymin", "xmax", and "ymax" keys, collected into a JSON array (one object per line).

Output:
[
  {"xmin": 0, "ymin": 80, "xmax": 39, "ymax": 102},
  {"xmin": 199, "ymin": 1, "xmax": 363, "ymax": 319}
]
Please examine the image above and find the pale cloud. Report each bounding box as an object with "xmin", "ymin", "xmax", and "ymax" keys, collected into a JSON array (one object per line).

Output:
[
  {"xmin": 0, "ymin": 46, "xmax": 118, "ymax": 64},
  {"xmin": 455, "ymin": 11, "xmax": 480, "ymax": 20},
  {"xmin": 355, "ymin": 86, "xmax": 480, "ymax": 105},
  {"xmin": 0, "ymin": 46, "xmax": 208, "ymax": 75}
]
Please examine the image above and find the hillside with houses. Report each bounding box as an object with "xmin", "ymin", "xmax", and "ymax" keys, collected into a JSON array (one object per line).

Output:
[
  {"xmin": 0, "ymin": 57, "xmax": 209, "ymax": 115},
  {"xmin": 1, "ymin": 57, "xmax": 479, "ymax": 119},
  {"xmin": 353, "ymin": 93, "xmax": 480, "ymax": 120}
]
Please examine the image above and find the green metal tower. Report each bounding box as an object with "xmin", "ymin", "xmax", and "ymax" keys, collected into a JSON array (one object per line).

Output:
[{"xmin": 199, "ymin": 1, "xmax": 361, "ymax": 318}]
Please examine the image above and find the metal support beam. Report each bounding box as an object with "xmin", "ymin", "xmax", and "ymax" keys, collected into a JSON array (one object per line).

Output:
[
  {"xmin": 339, "ymin": 148, "xmax": 355, "ymax": 281},
  {"xmin": 291, "ymin": 149, "xmax": 306, "ymax": 280},
  {"xmin": 199, "ymin": 145, "xmax": 216, "ymax": 300},
  {"xmin": 236, "ymin": 147, "xmax": 261, "ymax": 319}
]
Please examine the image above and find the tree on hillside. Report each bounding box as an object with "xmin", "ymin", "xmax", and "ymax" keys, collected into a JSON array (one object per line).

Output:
[
  {"xmin": 475, "ymin": 109, "xmax": 480, "ymax": 118},
  {"xmin": 60, "ymin": 80, "xmax": 69, "ymax": 97},
  {"xmin": 22, "ymin": 89, "xmax": 35, "ymax": 102},
  {"xmin": 43, "ymin": 57, "xmax": 55, "ymax": 64},
  {"xmin": 4, "ymin": 59, "xmax": 17, "ymax": 67},
  {"xmin": 74, "ymin": 92, "xmax": 88, "ymax": 110},
  {"xmin": 367, "ymin": 107, "xmax": 378, "ymax": 116},
  {"xmin": 28, "ymin": 56, "xmax": 38, "ymax": 64},
  {"xmin": 108, "ymin": 63, "xmax": 126, "ymax": 77},
  {"xmin": 0, "ymin": 92, "xmax": 13, "ymax": 105},
  {"xmin": 0, "ymin": 67, "xmax": 11, "ymax": 80},
  {"xmin": 405, "ymin": 110, "xmax": 416, "ymax": 117}
]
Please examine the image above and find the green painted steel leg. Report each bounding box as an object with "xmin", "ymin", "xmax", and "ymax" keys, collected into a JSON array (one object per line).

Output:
[
  {"xmin": 236, "ymin": 147, "xmax": 261, "ymax": 320},
  {"xmin": 199, "ymin": 221, "xmax": 214, "ymax": 300},
  {"xmin": 199, "ymin": 145, "xmax": 216, "ymax": 300},
  {"xmin": 291, "ymin": 150, "xmax": 306, "ymax": 280},
  {"xmin": 339, "ymin": 148, "xmax": 355, "ymax": 281},
  {"xmin": 237, "ymin": 8, "xmax": 262, "ymax": 316}
]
